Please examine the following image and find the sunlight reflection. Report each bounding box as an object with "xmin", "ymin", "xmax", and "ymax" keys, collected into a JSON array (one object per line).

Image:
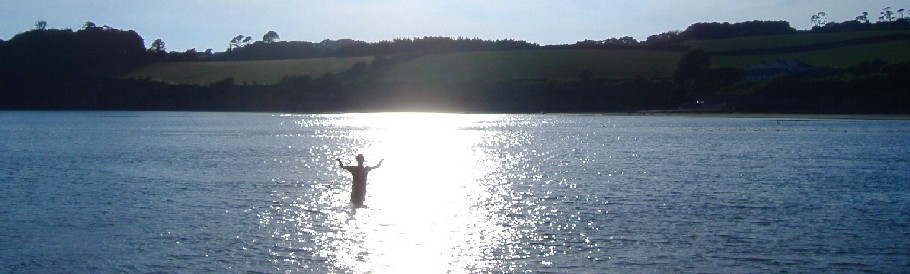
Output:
[{"xmin": 323, "ymin": 112, "xmax": 517, "ymax": 273}]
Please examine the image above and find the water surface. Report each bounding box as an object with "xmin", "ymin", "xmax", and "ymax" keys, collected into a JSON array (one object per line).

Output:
[{"xmin": 1, "ymin": 111, "xmax": 908, "ymax": 273}]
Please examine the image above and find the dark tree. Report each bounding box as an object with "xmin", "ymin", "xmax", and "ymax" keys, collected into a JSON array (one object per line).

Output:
[
  {"xmin": 683, "ymin": 21, "xmax": 796, "ymax": 39},
  {"xmin": 34, "ymin": 20, "xmax": 47, "ymax": 30},
  {"xmin": 644, "ymin": 30, "xmax": 683, "ymax": 45},
  {"xmin": 674, "ymin": 49, "xmax": 710, "ymax": 83},
  {"xmin": 880, "ymin": 7, "xmax": 895, "ymax": 22},
  {"xmin": 149, "ymin": 38, "xmax": 166, "ymax": 53},
  {"xmin": 811, "ymin": 12, "xmax": 828, "ymax": 27},
  {"xmin": 604, "ymin": 36, "xmax": 638, "ymax": 45},
  {"xmin": 74, "ymin": 26, "xmax": 148, "ymax": 70},
  {"xmin": 214, "ymin": 36, "xmax": 539, "ymax": 61},
  {"xmin": 856, "ymin": 12, "xmax": 870, "ymax": 23},
  {"xmin": 82, "ymin": 21, "xmax": 97, "ymax": 30},
  {"xmin": 228, "ymin": 34, "xmax": 253, "ymax": 51},
  {"xmin": 263, "ymin": 31, "xmax": 279, "ymax": 43}
]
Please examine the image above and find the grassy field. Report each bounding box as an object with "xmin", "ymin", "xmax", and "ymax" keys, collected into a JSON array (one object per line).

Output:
[
  {"xmin": 689, "ymin": 30, "xmax": 910, "ymax": 68},
  {"xmin": 711, "ymin": 39, "xmax": 910, "ymax": 68},
  {"xmin": 127, "ymin": 57, "xmax": 373, "ymax": 85},
  {"xmin": 127, "ymin": 49, "xmax": 683, "ymax": 85},
  {"xmin": 379, "ymin": 49, "xmax": 683, "ymax": 82},
  {"xmin": 689, "ymin": 30, "xmax": 910, "ymax": 52}
]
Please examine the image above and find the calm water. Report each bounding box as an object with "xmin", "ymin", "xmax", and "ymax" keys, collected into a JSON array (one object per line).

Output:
[{"xmin": 1, "ymin": 111, "xmax": 908, "ymax": 273}]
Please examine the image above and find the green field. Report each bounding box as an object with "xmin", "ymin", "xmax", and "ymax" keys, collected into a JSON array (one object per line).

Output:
[
  {"xmin": 711, "ymin": 39, "xmax": 910, "ymax": 68},
  {"xmin": 127, "ymin": 57, "xmax": 373, "ymax": 85},
  {"xmin": 689, "ymin": 30, "xmax": 910, "ymax": 68},
  {"xmin": 689, "ymin": 30, "xmax": 910, "ymax": 52},
  {"xmin": 379, "ymin": 49, "xmax": 683, "ymax": 82}
]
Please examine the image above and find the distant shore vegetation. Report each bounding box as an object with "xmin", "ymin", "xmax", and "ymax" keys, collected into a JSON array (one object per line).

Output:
[{"xmin": 1, "ymin": 8, "xmax": 908, "ymax": 114}]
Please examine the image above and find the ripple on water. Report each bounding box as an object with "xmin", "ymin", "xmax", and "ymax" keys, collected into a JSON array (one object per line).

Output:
[{"xmin": 0, "ymin": 112, "xmax": 908, "ymax": 273}]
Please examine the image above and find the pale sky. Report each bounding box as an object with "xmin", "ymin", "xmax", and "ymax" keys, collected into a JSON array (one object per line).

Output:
[{"xmin": 1, "ymin": 0, "xmax": 906, "ymax": 51}]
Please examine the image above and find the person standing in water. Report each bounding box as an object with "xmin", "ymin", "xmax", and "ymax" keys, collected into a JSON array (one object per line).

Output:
[{"xmin": 336, "ymin": 154, "xmax": 383, "ymax": 207}]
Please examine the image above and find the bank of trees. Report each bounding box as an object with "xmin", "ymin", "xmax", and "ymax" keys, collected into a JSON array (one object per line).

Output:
[
  {"xmin": 215, "ymin": 35, "xmax": 539, "ymax": 61},
  {"xmin": 809, "ymin": 7, "xmax": 910, "ymax": 33},
  {"xmin": 564, "ymin": 20, "xmax": 797, "ymax": 50},
  {"xmin": 0, "ymin": 23, "xmax": 147, "ymax": 76},
  {"xmin": 213, "ymin": 20, "xmax": 806, "ymax": 60}
]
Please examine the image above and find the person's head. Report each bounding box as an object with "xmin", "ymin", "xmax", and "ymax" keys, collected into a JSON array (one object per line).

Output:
[{"xmin": 355, "ymin": 154, "xmax": 365, "ymax": 165}]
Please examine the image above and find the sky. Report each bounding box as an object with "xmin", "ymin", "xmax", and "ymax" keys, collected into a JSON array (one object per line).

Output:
[{"xmin": 1, "ymin": 0, "xmax": 906, "ymax": 51}]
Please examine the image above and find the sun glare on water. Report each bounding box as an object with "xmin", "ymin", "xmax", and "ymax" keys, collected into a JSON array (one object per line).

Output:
[{"xmin": 320, "ymin": 112, "xmax": 520, "ymax": 273}]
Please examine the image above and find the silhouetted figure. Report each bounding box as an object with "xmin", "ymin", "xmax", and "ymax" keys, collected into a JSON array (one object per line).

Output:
[{"xmin": 337, "ymin": 154, "xmax": 383, "ymax": 207}]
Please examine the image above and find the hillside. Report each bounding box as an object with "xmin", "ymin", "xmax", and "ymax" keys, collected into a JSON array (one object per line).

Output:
[
  {"xmin": 691, "ymin": 30, "xmax": 910, "ymax": 52},
  {"xmin": 126, "ymin": 49, "xmax": 683, "ymax": 85},
  {"xmin": 127, "ymin": 56, "xmax": 373, "ymax": 85},
  {"xmin": 379, "ymin": 48, "xmax": 683, "ymax": 83},
  {"xmin": 690, "ymin": 30, "xmax": 910, "ymax": 68},
  {"xmin": 711, "ymin": 39, "xmax": 910, "ymax": 68},
  {"xmin": 3, "ymin": 20, "xmax": 907, "ymax": 113},
  {"xmin": 124, "ymin": 30, "xmax": 909, "ymax": 86}
]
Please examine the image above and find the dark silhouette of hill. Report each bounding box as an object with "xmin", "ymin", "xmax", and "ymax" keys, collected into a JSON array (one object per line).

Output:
[
  {"xmin": 682, "ymin": 21, "xmax": 797, "ymax": 40},
  {"xmin": 0, "ymin": 18, "xmax": 908, "ymax": 113},
  {"xmin": 0, "ymin": 27, "xmax": 147, "ymax": 76},
  {"xmin": 214, "ymin": 36, "xmax": 539, "ymax": 61}
]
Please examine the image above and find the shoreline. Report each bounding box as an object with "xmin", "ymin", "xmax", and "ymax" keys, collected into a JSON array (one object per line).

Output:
[
  {"xmin": 2, "ymin": 109, "xmax": 909, "ymax": 120},
  {"xmin": 623, "ymin": 112, "xmax": 910, "ymax": 120}
]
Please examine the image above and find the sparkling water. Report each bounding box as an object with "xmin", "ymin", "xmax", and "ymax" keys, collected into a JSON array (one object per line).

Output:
[{"xmin": 1, "ymin": 111, "xmax": 908, "ymax": 273}]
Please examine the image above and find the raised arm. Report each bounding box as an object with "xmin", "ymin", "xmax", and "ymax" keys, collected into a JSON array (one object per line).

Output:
[{"xmin": 372, "ymin": 159, "xmax": 384, "ymax": 169}]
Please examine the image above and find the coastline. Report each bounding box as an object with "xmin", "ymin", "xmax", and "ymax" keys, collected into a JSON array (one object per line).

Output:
[
  {"xmin": 2, "ymin": 109, "xmax": 909, "ymax": 120},
  {"xmin": 625, "ymin": 112, "xmax": 910, "ymax": 120}
]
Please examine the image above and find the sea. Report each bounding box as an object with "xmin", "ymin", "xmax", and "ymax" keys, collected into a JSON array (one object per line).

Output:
[{"xmin": 1, "ymin": 111, "xmax": 908, "ymax": 273}]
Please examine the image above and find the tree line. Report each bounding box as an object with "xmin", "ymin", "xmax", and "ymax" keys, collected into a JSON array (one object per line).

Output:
[
  {"xmin": 206, "ymin": 21, "xmax": 796, "ymax": 60},
  {"xmin": 0, "ymin": 22, "xmax": 147, "ymax": 76},
  {"xmin": 209, "ymin": 17, "xmax": 910, "ymax": 60},
  {"xmin": 213, "ymin": 36, "xmax": 539, "ymax": 61},
  {"xmin": 811, "ymin": 7, "xmax": 909, "ymax": 27},
  {"xmin": 808, "ymin": 9, "xmax": 910, "ymax": 33}
]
